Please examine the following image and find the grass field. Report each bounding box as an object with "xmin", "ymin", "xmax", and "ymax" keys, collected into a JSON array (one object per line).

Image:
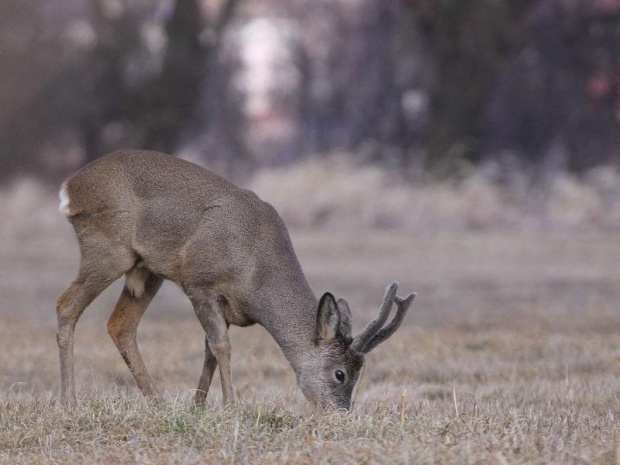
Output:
[{"xmin": 1, "ymin": 209, "xmax": 620, "ymax": 463}]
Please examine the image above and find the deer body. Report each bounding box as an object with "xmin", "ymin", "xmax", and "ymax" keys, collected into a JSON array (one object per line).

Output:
[{"xmin": 57, "ymin": 150, "xmax": 415, "ymax": 408}]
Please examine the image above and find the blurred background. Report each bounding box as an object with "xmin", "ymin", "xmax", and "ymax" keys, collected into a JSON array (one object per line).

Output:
[
  {"xmin": 1, "ymin": 0, "xmax": 620, "ymax": 408},
  {"xmin": 2, "ymin": 0, "xmax": 620, "ymax": 191},
  {"xmin": 2, "ymin": 0, "xmax": 620, "ymax": 231}
]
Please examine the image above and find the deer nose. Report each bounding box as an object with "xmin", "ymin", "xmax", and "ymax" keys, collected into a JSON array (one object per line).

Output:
[{"xmin": 329, "ymin": 397, "xmax": 350, "ymax": 411}]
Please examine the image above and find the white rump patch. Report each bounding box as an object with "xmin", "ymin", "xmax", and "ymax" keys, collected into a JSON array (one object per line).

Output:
[{"xmin": 58, "ymin": 182, "xmax": 72, "ymax": 216}]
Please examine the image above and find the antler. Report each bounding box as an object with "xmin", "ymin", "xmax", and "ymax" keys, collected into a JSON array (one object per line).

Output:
[
  {"xmin": 351, "ymin": 282, "xmax": 416, "ymax": 353},
  {"xmin": 360, "ymin": 293, "xmax": 416, "ymax": 353}
]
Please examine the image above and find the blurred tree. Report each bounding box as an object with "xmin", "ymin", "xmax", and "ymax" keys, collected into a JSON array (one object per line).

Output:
[
  {"xmin": 82, "ymin": 0, "xmax": 241, "ymax": 162},
  {"xmin": 292, "ymin": 1, "xmax": 350, "ymax": 155},
  {"xmin": 292, "ymin": 0, "xmax": 416, "ymax": 168},
  {"xmin": 1, "ymin": 0, "xmax": 619, "ymax": 182},
  {"xmin": 565, "ymin": 0, "xmax": 620, "ymax": 172},
  {"xmin": 398, "ymin": 0, "xmax": 517, "ymax": 176},
  {"xmin": 192, "ymin": 32, "xmax": 249, "ymax": 179},
  {"xmin": 0, "ymin": 0, "xmax": 88, "ymax": 179},
  {"xmin": 483, "ymin": 0, "xmax": 620, "ymax": 175},
  {"xmin": 0, "ymin": 0, "xmax": 241, "ymax": 181}
]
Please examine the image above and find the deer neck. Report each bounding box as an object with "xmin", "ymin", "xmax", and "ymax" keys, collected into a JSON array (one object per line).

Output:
[{"xmin": 256, "ymin": 279, "xmax": 318, "ymax": 375}]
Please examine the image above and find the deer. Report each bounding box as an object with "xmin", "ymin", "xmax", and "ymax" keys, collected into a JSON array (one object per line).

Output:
[{"xmin": 56, "ymin": 150, "xmax": 416, "ymax": 409}]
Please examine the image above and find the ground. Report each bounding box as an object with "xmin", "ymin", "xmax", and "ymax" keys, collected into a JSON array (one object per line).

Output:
[{"xmin": 1, "ymin": 223, "xmax": 620, "ymax": 464}]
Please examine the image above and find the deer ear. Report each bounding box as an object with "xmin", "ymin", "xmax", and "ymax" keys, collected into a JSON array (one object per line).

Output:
[
  {"xmin": 337, "ymin": 298, "xmax": 352, "ymax": 338},
  {"xmin": 316, "ymin": 292, "xmax": 340, "ymax": 343}
]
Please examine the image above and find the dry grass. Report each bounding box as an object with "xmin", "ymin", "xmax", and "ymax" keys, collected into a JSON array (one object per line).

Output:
[
  {"xmin": 1, "ymin": 322, "xmax": 620, "ymax": 464},
  {"xmin": 1, "ymin": 179, "xmax": 620, "ymax": 463},
  {"xmin": 250, "ymin": 156, "xmax": 620, "ymax": 232}
]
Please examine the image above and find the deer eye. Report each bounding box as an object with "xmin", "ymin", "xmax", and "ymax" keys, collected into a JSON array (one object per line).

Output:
[{"xmin": 335, "ymin": 370, "xmax": 346, "ymax": 383}]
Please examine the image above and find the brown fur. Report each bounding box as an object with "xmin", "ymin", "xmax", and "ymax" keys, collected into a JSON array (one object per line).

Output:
[{"xmin": 56, "ymin": 150, "xmax": 415, "ymax": 408}]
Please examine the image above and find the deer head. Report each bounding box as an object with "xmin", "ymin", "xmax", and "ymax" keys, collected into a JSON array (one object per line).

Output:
[{"xmin": 296, "ymin": 282, "xmax": 416, "ymax": 410}]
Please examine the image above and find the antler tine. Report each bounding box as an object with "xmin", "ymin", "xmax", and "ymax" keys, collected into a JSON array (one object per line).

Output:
[
  {"xmin": 361, "ymin": 292, "xmax": 416, "ymax": 353},
  {"xmin": 351, "ymin": 282, "xmax": 399, "ymax": 352}
]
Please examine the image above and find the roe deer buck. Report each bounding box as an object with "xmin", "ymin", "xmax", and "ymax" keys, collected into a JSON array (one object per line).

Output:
[{"xmin": 56, "ymin": 150, "xmax": 416, "ymax": 409}]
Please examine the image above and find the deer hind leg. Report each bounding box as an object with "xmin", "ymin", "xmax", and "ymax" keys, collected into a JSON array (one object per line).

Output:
[
  {"xmin": 194, "ymin": 336, "xmax": 217, "ymax": 406},
  {"xmin": 107, "ymin": 266, "xmax": 163, "ymax": 398},
  {"xmin": 57, "ymin": 245, "xmax": 132, "ymax": 405}
]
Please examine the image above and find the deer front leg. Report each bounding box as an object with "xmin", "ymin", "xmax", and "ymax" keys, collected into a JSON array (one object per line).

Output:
[
  {"xmin": 194, "ymin": 336, "xmax": 218, "ymax": 405},
  {"xmin": 191, "ymin": 297, "xmax": 234, "ymax": 406}
]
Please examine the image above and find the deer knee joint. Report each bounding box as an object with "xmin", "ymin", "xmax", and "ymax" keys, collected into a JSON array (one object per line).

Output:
[
  {"xmin": 56, "ymin": 328, "xmax": 73, "ymax": 348},
  {"xmin": 209, "ymin": 340, "xmax": 230, "ymax": 358},
  {"xmin": 57, "ymin": 279, "xmax": 83, "ymax": 307}
]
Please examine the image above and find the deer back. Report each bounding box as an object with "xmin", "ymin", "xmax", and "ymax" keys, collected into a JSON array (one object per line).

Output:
[{"xmin": 61, "ymin": 150, "xmax": 311, "ymax": 325}]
